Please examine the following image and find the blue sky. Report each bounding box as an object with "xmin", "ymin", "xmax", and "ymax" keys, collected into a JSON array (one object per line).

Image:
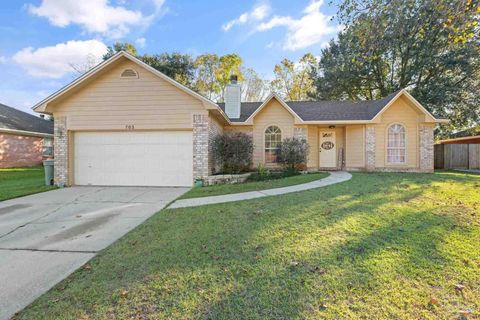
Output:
[{"xmin": 0, "ymin": 0, "xmax": 340, "ymax": 114}]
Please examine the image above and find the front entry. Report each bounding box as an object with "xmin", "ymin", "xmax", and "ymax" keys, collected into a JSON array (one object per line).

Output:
[{"xmin": 319, "ymin": 131, "xmax": 337, "ymax": 168}]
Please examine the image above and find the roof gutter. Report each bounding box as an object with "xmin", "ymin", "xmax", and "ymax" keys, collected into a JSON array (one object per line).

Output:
[{"xmin": 0, "ymin": 128, "xmax": 53, "ymax": 138}]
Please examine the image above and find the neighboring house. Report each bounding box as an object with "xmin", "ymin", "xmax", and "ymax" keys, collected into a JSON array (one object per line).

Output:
[
  {"xmin": 32, "ymin": 51, "xmax": 447, "ymax": 187},
  {"xmin": 0, "ymin": 103, "xmax": 53, "ymax": 168},
  {"xmin": 438, "ymin": 126, "xmax": 480, "ymax": 145},
  {"xmin": 434, "ymin": 127, "xmax": 480, "ymax": 170}
]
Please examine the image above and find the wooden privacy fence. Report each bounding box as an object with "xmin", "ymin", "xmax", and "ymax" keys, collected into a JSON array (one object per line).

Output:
[{"xmin": 434, "ymin": 144, "xmax": 480, "ymax": 169}]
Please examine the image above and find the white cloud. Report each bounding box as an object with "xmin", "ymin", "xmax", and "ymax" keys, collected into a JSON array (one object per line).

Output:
[
  {"xmin": 13, "ymin": 40, "xmax": 108, "ymax": 78},
  {"xmin": 265, "ymin": 41, "xmax": 275, "ymax": 49},
  {"xmin": 0, "ymin": 56, "xmax": 6, "ymax": 63},
  {"xmin": 136, "ymin": 37, "xmax": 147, "ymax": 48},
  {"xmin": 222, "ymin": 3, "xmax": 270, "ymax": 31},
  {"xmin": 257, "ymin": 0, "xmax": 339, "ymax": 51},
  {"xmin": 0, "ymin": 89, "xmax": 51, "ymax": 114},
  {"xmin": 27, "ymin": 0, "xmax": 165, "ymax": 39}
]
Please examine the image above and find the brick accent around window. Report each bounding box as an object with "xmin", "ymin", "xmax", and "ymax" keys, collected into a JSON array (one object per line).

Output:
[
  {"xmin": 193, "ymin": 114, "xmax": 209, "ymax": 179},
  {"xmin": 419, "ymin": 124, "xmax": 434, "ymax": 172},
  {"xmin": 54, "ymin": 116, "xmax": 68, "ymax": 186},
  {"xmin": 365, "ymin": 126, "xmax": 376, "ymax": 171}
]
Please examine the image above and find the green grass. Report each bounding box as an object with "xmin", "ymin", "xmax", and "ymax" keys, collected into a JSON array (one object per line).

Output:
[
  {"xmin": 180, "ymin": 172, "xmax": 329, "ymax": 199},
  {"xmin": 0, "ymin": 166, "xmax": 56, "ymax": 201},
  {"xmin": 15, "ymin": 172, "xmax": 480, "ymax": 319}
]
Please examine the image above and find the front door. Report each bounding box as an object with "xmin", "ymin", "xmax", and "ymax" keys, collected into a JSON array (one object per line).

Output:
[{"xmin": 319, "ymin": 131, "xmax": 337, "ymax": 168}]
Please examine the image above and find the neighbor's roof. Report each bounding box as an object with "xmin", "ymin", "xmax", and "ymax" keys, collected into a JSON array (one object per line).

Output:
[
  {"xmin": 450, "ymin": 126, "xmax": 480, "ymax": 138},
  {"xmin": 218, "ymin": 91, "xmax": 422, "ymax": 122},
  {"xmin": 0, "ymin": 103, "xmax": 53, "ymax": 135},
  {"xmin": 438, "ymin": 126, "xmax": 480, "ymax": 144}
]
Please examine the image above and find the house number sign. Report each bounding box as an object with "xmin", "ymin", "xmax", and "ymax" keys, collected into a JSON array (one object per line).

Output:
[
  {"xmin": 125, "ymin": 124, "xmax": 135, "ymax": 130},
  {"xmin": 321, "ymin": 141, "xmax": 334, "ymax": 150}
]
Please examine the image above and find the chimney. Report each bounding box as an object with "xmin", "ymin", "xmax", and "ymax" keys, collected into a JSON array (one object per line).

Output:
[{"xmin": 224, "ymin": 74, "xmax": 241, "ymax": 119}]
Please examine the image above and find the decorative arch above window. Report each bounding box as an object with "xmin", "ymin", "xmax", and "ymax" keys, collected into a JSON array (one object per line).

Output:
[
  {"xmin": 387, "ymin": 124, "xmax": 406, "ymax": 164},
  {"xmin": 120, "ymin": 69, "xmax": 139, "ymax": 79},
  {"xmin": 265, "ymin": 125, "xmax": 282, "ymax": 163}
]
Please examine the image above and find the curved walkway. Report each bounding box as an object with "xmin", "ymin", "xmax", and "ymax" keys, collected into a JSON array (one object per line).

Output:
[{"xmin": 168, "ymin": 171, "xmax": 352, "ymax": 209}]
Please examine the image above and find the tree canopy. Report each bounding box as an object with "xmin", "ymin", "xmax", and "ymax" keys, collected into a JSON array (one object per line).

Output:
[
  {"xmin": 313, "ymin": 0, "xmax": 480, "ymax": 132},
  {"xmin": 271, "ymin": 53, "xmax": 318, "ymax": 101}
]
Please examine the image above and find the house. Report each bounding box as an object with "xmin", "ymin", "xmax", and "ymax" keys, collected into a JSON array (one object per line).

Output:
[
  {"xmin": 32, "ymin": 51, "xmax": 447, "ymax": 187},
  {"xmin": 434, "ymin": 126, "xmax": 480, "ymax": 170},
  {"xmin": 0, "ymin": 103, "xmax": 53, "ymax": 168}
]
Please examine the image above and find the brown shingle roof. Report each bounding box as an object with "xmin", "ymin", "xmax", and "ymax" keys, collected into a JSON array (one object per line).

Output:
[{"xmin": 218, "ymin": 91, "xmax": 401, "ymax": 122}]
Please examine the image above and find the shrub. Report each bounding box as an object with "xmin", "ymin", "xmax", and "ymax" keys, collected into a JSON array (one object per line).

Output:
[
  {"xmin": 212, "ymin": 132, "xmax": 254, "ymax": 174},
  {"xmin": 256, "ymin": 163, "xmax": 269, "ymax": 179},
  {"xmin": 278, "ymin": 137, "xmax": 310, "ymax": 171}
]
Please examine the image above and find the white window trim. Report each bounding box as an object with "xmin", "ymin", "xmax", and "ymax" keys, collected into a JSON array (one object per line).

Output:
[
  {"xmin": 386, "ymin": 123, "xmax": 407, "ymax": 165},
  {"xmin": 264, "ymin": 125, "xmax": 282, "ymax": 164}
]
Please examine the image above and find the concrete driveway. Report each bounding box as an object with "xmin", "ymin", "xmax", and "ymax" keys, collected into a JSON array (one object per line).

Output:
[{"xmin": 0, "ymin": 186, "xmax": 188, "ymax": 320}]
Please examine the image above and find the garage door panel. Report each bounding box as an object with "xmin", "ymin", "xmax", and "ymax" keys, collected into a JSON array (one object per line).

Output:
[{"xmin": 74, "ymin": 131, "xmax": 193, "ymax": 187}]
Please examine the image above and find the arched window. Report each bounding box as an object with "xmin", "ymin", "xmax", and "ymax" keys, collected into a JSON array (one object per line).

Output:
[
  {"xmin": 265, "ymin": 126, "xmax": 282, "ymax": 163},
  {"xmin": 387, "ymin": 124, "xmax": 406, "ymax": 164}
]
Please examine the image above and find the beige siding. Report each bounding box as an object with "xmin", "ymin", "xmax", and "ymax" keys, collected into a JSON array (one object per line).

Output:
[
  {"xmin": 51, "ymin": 58, "xmax": 206, "ymax": 130},
  {"xmin": 345, "ymin": 125, "xmax": 365, "ymax": 168},
  {"xmin": 224, "ymin": 126, "xmax": 253, "ymax": 135},
  {"xmin": 252, "ymin": 99, "xmax": 294, "ymax": 167},
  {"xmin": 374, "ymin": 96, "xmax": 421, "ymax": 168}
]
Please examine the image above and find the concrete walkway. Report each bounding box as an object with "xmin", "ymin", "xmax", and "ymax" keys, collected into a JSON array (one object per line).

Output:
[{"xmin": 169, "ymin": 171, "xmax": 352, "ymax": 209}]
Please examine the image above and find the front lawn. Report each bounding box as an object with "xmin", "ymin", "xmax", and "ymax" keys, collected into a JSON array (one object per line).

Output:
[
  {"xmin": 180, "ymin": 172, "xmax": 329, "ymax": 199},
  {"xmin": 16, "ymin": 172, "xmax": 480, "ymax": 319},
  {"xmin": 0, "ymin": 167, "xmax": 56, "ymax": 201}
]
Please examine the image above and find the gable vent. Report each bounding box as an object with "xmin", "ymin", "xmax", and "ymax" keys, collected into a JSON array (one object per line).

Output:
[{"xmin": 121, "ymin": 69, "xmax": 138, "ymax": 78}]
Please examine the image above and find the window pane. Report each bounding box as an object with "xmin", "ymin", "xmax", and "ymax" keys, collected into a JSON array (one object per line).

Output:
[
  {"xmin": 265, "ymin": 126, "xmax": 281, "ymax": 163},
  {"xmin": 387, "ymin": 124, "xmax": 406, "ymax": 163}
]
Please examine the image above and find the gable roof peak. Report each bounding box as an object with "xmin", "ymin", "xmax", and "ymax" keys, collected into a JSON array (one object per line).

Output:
[{"xmin": 31, "ymin": 49, "xmax": 229, "ymax": 122}]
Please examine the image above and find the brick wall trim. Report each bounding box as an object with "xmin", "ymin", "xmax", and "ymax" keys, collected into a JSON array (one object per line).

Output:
[
  {"xmin": 419, "ymin": 124, "xmax": 434, "ymax": 172},
  {"xmin": 193, "ymin": 114, "xmax": 209, "ymax": 179},
  {"xmin": 54, "ymin": 116, "xmax": 68, "ymax": 186},
  {"xmin": 365, "ymin": 126, "xmax": 376, "ymax": 171}
]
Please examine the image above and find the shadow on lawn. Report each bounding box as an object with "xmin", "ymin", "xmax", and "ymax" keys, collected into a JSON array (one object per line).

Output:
[
  {"xmin": 198, "ymin": 176, "xmax": 463, "ymax": 318},
  {"xmin": 16, "ymin": 172, "xmax": 479, "ymax": 319}
]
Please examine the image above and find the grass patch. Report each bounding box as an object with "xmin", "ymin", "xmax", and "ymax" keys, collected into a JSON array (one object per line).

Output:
[
  {"xmin": 15, "ymin": 172, "xmax": 480, "ymax": 319},
  {"xmin": 0, "ymin": 166, "xmax": 56, "ymax": 201},
  {"xmin": 180, "ymin": 172, "xmax": 328, "ymax": 199}
]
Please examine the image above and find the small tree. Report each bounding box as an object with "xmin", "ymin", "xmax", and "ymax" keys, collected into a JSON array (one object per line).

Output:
[
  {"xmin": 212, "ymin": 132, "xmax": 254, "ymax": 174},
  {"xmin": 278, "ymin": 137, "xmax": 310, "ymax": 171}
]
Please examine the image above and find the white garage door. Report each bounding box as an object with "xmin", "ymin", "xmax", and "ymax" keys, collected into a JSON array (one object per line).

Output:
[{"xmin": 74, "ymin": 131, "xmax": 193, "ymax": 187}]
